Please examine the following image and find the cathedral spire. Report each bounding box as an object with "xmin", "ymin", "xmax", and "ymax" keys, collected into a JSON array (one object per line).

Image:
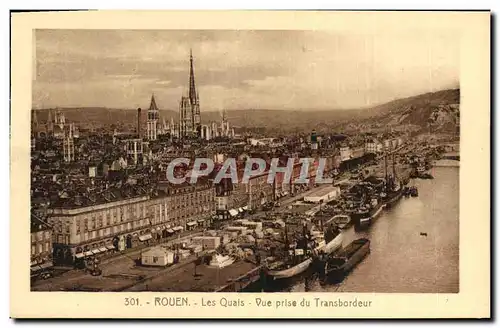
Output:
[{"xmin": 189, "ymin": 48, "xmax": 197, "ymax": 106}]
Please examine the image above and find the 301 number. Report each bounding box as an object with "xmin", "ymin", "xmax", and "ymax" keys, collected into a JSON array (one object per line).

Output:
[{"xmin": 124, "ymin": 297, "xmax": 140, "ymax": 306}]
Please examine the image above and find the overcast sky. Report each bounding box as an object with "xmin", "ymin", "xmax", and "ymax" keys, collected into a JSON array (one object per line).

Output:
[{"xmin": 33, "ymin": 29, "xmax": 459, "ymax": 111}]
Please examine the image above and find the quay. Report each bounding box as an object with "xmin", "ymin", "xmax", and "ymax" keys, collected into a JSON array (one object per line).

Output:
[
  {"xmin": 124, "ymin": 259, "xmax": 261, "ymax": 292},
  {"xmin": 32, "ymin": 248, "xmax": 261, "ymax": 292}
]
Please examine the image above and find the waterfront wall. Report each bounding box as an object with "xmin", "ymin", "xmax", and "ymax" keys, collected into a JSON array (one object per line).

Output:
[{"xmin": 433, "ymin": 159, "xmax": 460, "ymax": 167}]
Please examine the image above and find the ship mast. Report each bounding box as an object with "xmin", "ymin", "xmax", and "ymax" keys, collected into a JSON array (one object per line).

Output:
[
  {"xmin": 284, "ymin": 219, "xmax": 289, "ymax": 250},
  {"xmin": 384, "ymin": 152, "xmax": 389, "ymax": 185},
  {"xmin": 392, "ymin": 153, "xmax": 397, "ymax": 179},
  {"xmin": 302, "ymin": 221, "xmax": 308, "ymax": 258}
]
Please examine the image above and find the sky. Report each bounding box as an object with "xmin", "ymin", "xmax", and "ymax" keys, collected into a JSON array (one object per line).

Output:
[{"xmin": 33, "ymin": 29, "xmax": 460, "ymax": 111}]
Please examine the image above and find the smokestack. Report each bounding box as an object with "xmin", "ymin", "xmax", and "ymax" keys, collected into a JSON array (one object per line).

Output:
[{"xmin": 137, "ymin": 108, "xmax": 142, "ymax": 139}]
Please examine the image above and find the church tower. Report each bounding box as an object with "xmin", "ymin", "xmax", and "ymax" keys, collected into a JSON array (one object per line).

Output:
[
  {"xmin": 179, "ymin": 95, "xmax": 192, "ymax": 138},
  {"xmin": 147, "ymin": 94, "xmax": 159, "ymax": 141}
]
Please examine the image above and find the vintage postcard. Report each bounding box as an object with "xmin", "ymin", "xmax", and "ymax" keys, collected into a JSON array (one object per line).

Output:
[{"xmin": 10, "ymin": 11, "xmax": 490, "ymax": 318}]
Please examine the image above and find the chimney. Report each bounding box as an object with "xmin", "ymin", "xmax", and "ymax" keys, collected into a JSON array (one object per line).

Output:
[{"xmin": 137, "ymin": 108, "xmax": 142, "ymax": 139}]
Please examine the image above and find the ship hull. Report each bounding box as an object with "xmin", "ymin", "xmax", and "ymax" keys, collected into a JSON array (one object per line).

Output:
[
  {"xmin": 265, "ymin": 257, "xmax": 312, "ymax": 280},
  {"xmin": 265, "ymin": 239, "xmax": 327, "ymax": 282},
  {"xmin": 317, "ymin": 238, "xmax": 370, "ymax": 283},
  {"xmin": 322, "ymin": 233, "xmax": 343, "ymax": 255},
  {"xmin": 264, "ymin": 234, "xmax": 343, "ymax": 287},
  {"xmin": 384, "ymin": 189, "xmax": 403, "ymax": 209},
  {"xmin": 354, "ymin": 203, "xmax": 385, "ymax": 230}
]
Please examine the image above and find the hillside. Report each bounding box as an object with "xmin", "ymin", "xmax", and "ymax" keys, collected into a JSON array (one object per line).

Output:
[
  {"xmin": 364, "ymin": 89, "xmax": 460, "ymax": 132},
  {"xmin": 32, "ymin": 89, "xmax": 459, "ymax": 133}
]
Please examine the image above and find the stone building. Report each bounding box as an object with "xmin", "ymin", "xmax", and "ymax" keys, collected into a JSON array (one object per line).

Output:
[
  {"xmin": 30, "ymin": 214, "xmax": 53, "ymax": 274},
  {"xmin": 157, "ymin": 179, "xmax": 216, "ymax": 231},
  {"xmin": 247, "ymin": 171, "xmax": 274, "ymax": 210},
  {"xmin": 46, "ymin": 181, "xmax": 216, "ymax": 266},
  {"xmin": 47, "ymin": 186, "xmax": 152, "ymax": 265}
]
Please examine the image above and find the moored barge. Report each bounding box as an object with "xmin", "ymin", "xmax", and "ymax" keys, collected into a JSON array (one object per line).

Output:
[{"xmin": 315, "ymin": 238, "xmax": 371, "ymax": 283}]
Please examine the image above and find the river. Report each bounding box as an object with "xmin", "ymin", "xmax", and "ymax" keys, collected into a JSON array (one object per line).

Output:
[{"xmin": 284, "ymin": 166, "xmax": 460, "ymax": 293}]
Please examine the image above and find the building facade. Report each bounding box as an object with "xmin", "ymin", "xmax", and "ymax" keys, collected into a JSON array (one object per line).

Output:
[
  {"xmin": 365, "ymin": 139, "xmax": 383, "ymax": 154},
  {"xmin": 247, "ymin": 172, "xmax": 274, "ymax": 210},
  {"xmin": 46, "ymin": 181, "xmax": 217, "ymax": 265},
  {"xmin": 47, "ymin": 190, "xmax": 151, "ymax": 265},
  {"xmin": 339, "ymin": 146, "xmax": 352, "ymax": 162},
  {"xmin": 158, "ymin": 180, "xmax": 216, "ymax": 231},
  {"xmin": 214, "ymin": 177, "xmax": 233, "ymax": 221},
  {"xmin": 31, "ymin": 214, "xmax": 53, "ymax": 274}
]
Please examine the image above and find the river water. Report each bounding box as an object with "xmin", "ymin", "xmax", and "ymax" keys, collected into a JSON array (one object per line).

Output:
[{"xmin": 285, "ymin": 166, "xmax": 460, "ymax": 293}]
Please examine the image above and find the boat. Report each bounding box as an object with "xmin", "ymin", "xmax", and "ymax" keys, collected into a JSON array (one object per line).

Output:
[
  {"xmin": 315, "ymin": 238, "xmax": 371, "ymax": 283},
  {"xmin": 264, "ymin": 256, "xmax": 314, "ymax": 280},
  {"xmin": 264, "ymin": 240, "xmax": 321, "ymax": 281},
  {"xmin": 265, "ymin": 225, "xmax": 342, "ymax": 282},
  {"xmin": 331, "ymin": 214, "xmax": 352, "ymax": 230},
  {"xmin": 384, "ymin": 186, "xmax": 403, "ymax": 208},
  {"xmin": 351, "ymin": 205, "xmax": 369, "ymax": 222},
  {"xmin": 354, "ymin": 199, "xmax": 385, "ymax": 230},
  {"xmin": 416, "ymin": 165, "xmax": 426, "ymax": 175},
  {"xmin": 322, "ymin": 229, "xmax": 343, "ymax": 254},
  {"xmin": 419, "ymin": 173, "xmax": 434, "ymax": 179},
  {"xmin": 264, "ymin": 220, "xmax": 316, "ymax": 282},
  {"xmin": 381, "ymin": 153, "xmax": 403, "ymax": 209},
  {"xmin": 415, "ymin": 162, "xmax": 434, "ymax": 179}
]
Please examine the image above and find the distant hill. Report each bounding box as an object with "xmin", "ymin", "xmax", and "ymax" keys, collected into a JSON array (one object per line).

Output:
[
  {"xmin": 32, "ymin": 89, "xmax": 459, "ymax": 133},
  {"xmin": 372, "ymin": 89, "xmax": 460, "ymax": 133}
]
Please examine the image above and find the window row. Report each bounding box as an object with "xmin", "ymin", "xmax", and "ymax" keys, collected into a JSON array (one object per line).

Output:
[
  {"xmin": 30, "ymin": 231, "xmax": 51, "ymax": 243},
  {"xmin": 31, "ymin": 241, "xmax": 51, "ymax": 255}
]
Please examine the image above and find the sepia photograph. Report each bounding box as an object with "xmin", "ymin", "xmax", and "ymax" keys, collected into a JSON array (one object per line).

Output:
[{"xmin": 10, "ymin": 10, "xmax": 490, "ymax": 318}]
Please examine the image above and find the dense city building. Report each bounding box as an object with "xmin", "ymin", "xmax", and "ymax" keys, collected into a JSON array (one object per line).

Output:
[{"xmin": 30, "ymin": 213, "xmax": 53, "ymax": 273}]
